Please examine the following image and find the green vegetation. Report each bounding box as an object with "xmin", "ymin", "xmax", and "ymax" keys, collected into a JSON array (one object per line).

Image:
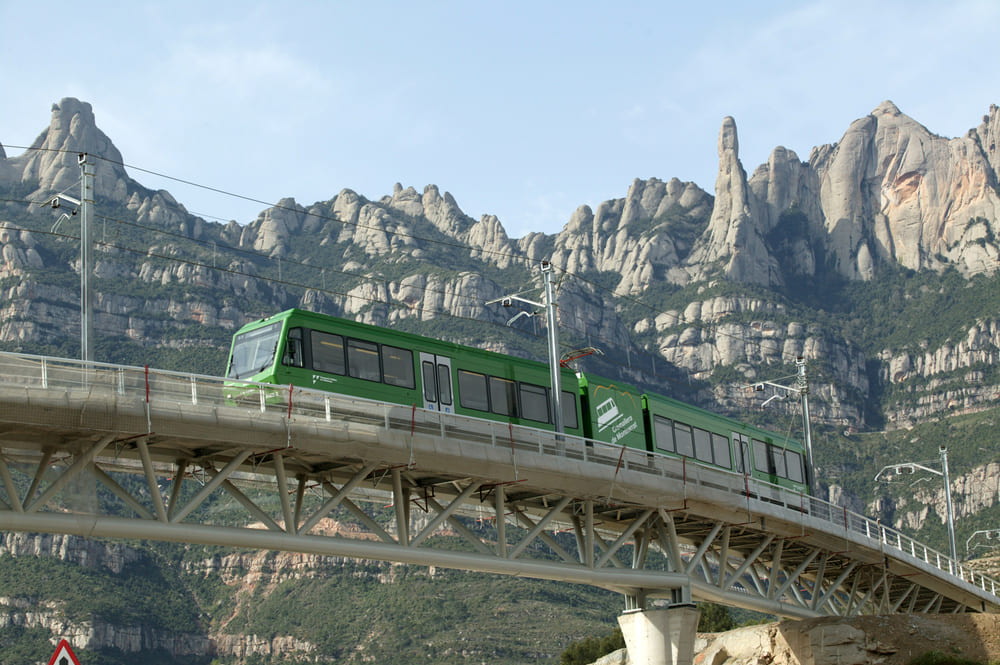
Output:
[
  {"xmin": 0, "ymin": 553, "xmax": 202, "ymax": 632},
  {"xmin": 698, "ymin": 602, "xmax": 735, "ymax": 632},
  {"xmin": 559, "ymin": 628, "xmax": 624, "ymax": 665},
  {"xmin": 0, "ymin": 625, "xmax": 54, "ymax": 664},
  {"xmin": 221, "ymin": 570, "xmax": 620, "ymax": 663},
  {"xmin": 908, "ymin": 651, "xmax": 989, "ymax": 665}
]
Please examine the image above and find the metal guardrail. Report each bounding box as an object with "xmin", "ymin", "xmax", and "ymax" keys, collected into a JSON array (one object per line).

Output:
[{"xmin": 0, "ymin": 351, "xmax": 997, "ymax": 599}]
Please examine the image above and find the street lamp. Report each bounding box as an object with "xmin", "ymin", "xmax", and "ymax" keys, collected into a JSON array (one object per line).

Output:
[
  {"xmin": 487, "ymin": 260, "xmax": 563, "ymax": 433},
  {"xmin": 966, "ymin": 529, "xmax": 1000, "ymax": 556},
  {"xmin": 875, "ymin": 445, "xmax": 957, "ymax": 563}
]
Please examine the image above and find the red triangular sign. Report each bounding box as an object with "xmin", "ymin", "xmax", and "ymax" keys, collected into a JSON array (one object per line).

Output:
[{"xmin": 47, "ymin": 639, "xmax": 82, "ymax": 665}]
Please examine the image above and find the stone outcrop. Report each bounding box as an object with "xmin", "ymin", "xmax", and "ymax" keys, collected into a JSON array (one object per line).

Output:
[
  {"xmin": 600, "ymin": 615, "xmax": 1000, "ymax": 665},
  {"xmin": 550, "ymin": 176, "xmax": 713, "ymax": 294},
  {"xmin": 687, "ymin": 118, "xmax": 780, "ymax": 285},
  {"xmin": 686, "ymin": 102, "xmax": 1000, "ymax": 286}
]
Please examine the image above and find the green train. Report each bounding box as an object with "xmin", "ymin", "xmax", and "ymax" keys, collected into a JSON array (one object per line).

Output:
[{"xmin": 226, "ymin": 308, "xmax": 809, "ymax": 493}]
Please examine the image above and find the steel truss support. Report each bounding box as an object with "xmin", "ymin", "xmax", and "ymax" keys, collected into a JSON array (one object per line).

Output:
[{"xmin": 0, "ymin": 434, "xmax": 982, "ymax": 618}]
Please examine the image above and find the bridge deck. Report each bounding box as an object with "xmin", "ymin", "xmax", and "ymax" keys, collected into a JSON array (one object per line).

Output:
[{"xmin": 0, "ymin": 352, "xmax": 996, "ymax": 618}]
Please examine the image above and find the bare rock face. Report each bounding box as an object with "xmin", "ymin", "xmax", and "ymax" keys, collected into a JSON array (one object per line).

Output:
[
  {"xmin": 976, "ymin": 104, "xmax": 1000, "ymax": 180},
  {"xmin": 239, "ymin": 197, "xmax": 307, "ymax": 257},
  {"xmin": 551, "ymin": 177, "xmax": 712, "ymax": 294},
  {"xmin": 687, "ymin": 118, "xmax": 780, "ymax": 286},
  {"xmin": 7, "ymin": 99, "xmax": 128, "ymax": 203},
  {"xmin": 689, "ymin": 102, "xmax": 1000, "ymax": 284}
]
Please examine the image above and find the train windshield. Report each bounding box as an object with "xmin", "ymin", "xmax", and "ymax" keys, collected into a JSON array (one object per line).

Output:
[{"xmin": 227, "ymin": 322, "xmax": 282, "ymax": 379}]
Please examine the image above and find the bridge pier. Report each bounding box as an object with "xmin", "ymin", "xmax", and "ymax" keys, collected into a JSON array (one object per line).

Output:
[{"xmin": 617, "ymin": 604, "xmax": 700, "ymax": 665}]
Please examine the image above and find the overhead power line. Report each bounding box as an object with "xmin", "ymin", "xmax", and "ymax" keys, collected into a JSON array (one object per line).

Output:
[{"xmin": 1, "ymin": 146, "xmax": 845, "ymax": 392}]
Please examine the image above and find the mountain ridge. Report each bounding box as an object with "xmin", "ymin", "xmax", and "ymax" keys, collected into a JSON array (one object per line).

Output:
[{"xmin": 4, "ymin": 97, "xmax": 1000, "ymax": 663}]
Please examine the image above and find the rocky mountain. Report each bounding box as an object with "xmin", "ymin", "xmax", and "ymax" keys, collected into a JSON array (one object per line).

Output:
[
  {"xmin": 693, "ymin": 100, "xmax": 1000, "ymax": 285},
  {"xmin": 5, "ymin": 97, "xmax": 1000, "ymax": 662}
]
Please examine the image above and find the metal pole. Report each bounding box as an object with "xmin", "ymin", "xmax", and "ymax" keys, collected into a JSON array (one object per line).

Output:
[
  {"xmin": 941, "ymin": 446, "xmax": 958, "ymax": 562},
  {"xmin": 79, "ymin": 153, "xmax": 94, "ymax": 364},
  {"xmin": 796, "ymin": 357, "xmax": 814, "ymax": 489},
  {"xmin": 541, "ymin": 261, "xmax": 562, "ymax": 433}
]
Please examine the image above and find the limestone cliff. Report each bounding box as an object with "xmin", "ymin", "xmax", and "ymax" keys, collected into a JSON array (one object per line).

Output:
[{"xmin": 4, "ymin": 96, "xmax": 1000, "ymax": 432}]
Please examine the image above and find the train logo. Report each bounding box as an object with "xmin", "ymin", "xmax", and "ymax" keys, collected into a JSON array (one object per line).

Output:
[{"xmin": 595, "ymin": 397, "xmax": 622, "ymax": 432}]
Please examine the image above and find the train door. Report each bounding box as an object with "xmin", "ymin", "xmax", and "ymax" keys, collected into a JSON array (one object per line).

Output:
[
  {"xmin": 732, "ymin": 433, "xmax": 752, "ymax": 476},
  {"xmin": 419, "ymin": 353, "xmax": 454, "ymax": 414}
]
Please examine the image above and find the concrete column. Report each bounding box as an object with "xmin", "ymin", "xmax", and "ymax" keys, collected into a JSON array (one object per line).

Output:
[{"xmin": 617, "ymin": 604, "xmax": 700, "ymax": 665}]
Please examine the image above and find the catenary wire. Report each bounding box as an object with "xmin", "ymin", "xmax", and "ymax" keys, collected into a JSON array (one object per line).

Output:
[{"xmin": 2, "ymin": 148, "xmax": 883, "ymax": 398}]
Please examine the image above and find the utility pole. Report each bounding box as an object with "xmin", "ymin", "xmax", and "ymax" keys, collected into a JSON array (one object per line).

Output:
[
  {"xmin": 541, "ymin": 261, "xmax": 562, "ymax": 434},
  {"xmin": 796, "ymin": 357, "xmax": 815, "ymax": 491},
  {"xmin": 48, "ymin": 153, "xmax": 95, "ymax": 364},
  {"xmin": 751, "ymin": 356, "xmax": 815, "ymax": 488},
  {"xmin": 79, "ymin": 153, "xmax": 94, "ymax": 364},
  {"xmin": 941, "ymin": 446, "xmax": 957, "ymax": 564},
  {"xmin": 487, "ymin": 260, "xmax": 563, "ymax": 433}
]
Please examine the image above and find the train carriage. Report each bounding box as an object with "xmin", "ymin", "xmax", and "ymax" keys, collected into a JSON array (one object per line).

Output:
[
  {"xmin": 643, "ymin": 391, "xmax": 807, "ymax": 491},
  {"xmin": 226, "ymin": 309, "xmax": 810, "ymax": 495},
  {"xmin": 226, "ymin": 309, "xmax": 584, "ymax": 437}
]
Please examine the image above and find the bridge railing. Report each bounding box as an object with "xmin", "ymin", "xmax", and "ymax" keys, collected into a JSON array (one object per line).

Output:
[{"xmin": 0, "ymin": 351, "xmax": 996, "ymax": 598}]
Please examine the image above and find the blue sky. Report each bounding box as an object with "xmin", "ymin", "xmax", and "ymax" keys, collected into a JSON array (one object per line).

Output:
[{"xmin": 3, "ymin": 1, "xmax": 999, "ymax": 238}]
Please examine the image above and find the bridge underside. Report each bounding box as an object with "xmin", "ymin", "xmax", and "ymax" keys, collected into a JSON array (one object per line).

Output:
[{"xmin": 0, "ymin": 355, "xmax": 996, "ymax": 619}]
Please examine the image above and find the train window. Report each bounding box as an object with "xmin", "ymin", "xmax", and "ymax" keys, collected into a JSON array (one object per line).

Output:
[
  {"xmin": 562, "ymin": 391, "xmax": 578, "ymax": 430},
  {"xmin": 458, "ymin": 370, "xmax": 489, "ymax": 411},
  {"xmin": 753, "ymin": 439, "xmax": 769, "ymax": 473},
  {"xmin": 786, "ymin": 450, "xmax": 805, "ymax": 483},
  {"xmin": 311, "ymin": 331, "xmax": 346, "ymax": 375},
  {"xmin": 519, "ymin": 383, "xmax": 549, "ymax": 423},
  {"xmin": 228, "ymin": 321, "xmax": 282, "ymax": 379},
  {"xmin": 382, "ymin": 345, "xmax": 414, "ymax": 388},
  {"xmin": 422, "ymin": 361, "xmax": 437, "ymax": 402},
  {"xmin": 282, "ymin": 327, "xmax": 304, "ymax": 368},
  {"xmin": 490, "ymin": 377, "xmax": 518, "ymax": 417},
  {"xmin": 653, "ymin": 416, "xmax": 675, "ymax": 453},
  {"xmin": 674, "ymin": 422, "xmax": 694, "ymax": 457},
  {"xmin": 770, "ymin": 446, "xmax": 787, "ymax": 477},
  {"xmin": 693, "ymin": 427, "xmax": 713, "ymax": 463},
  {"xmin": 712, "ymin": 433, "xmax": 731, "ymax": 469},
  {"xmin": 347, "ymin": 338, "xmax": 381, "ymax": 382},
  {"xmin": 437, "ymin": 364, "xmax": 453, "ymax": 406}
]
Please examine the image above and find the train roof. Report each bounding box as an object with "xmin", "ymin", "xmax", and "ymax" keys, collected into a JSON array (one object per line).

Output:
[{"xmin": 234, "ymin": 308, "xmax": 577, "ymax": 377}]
